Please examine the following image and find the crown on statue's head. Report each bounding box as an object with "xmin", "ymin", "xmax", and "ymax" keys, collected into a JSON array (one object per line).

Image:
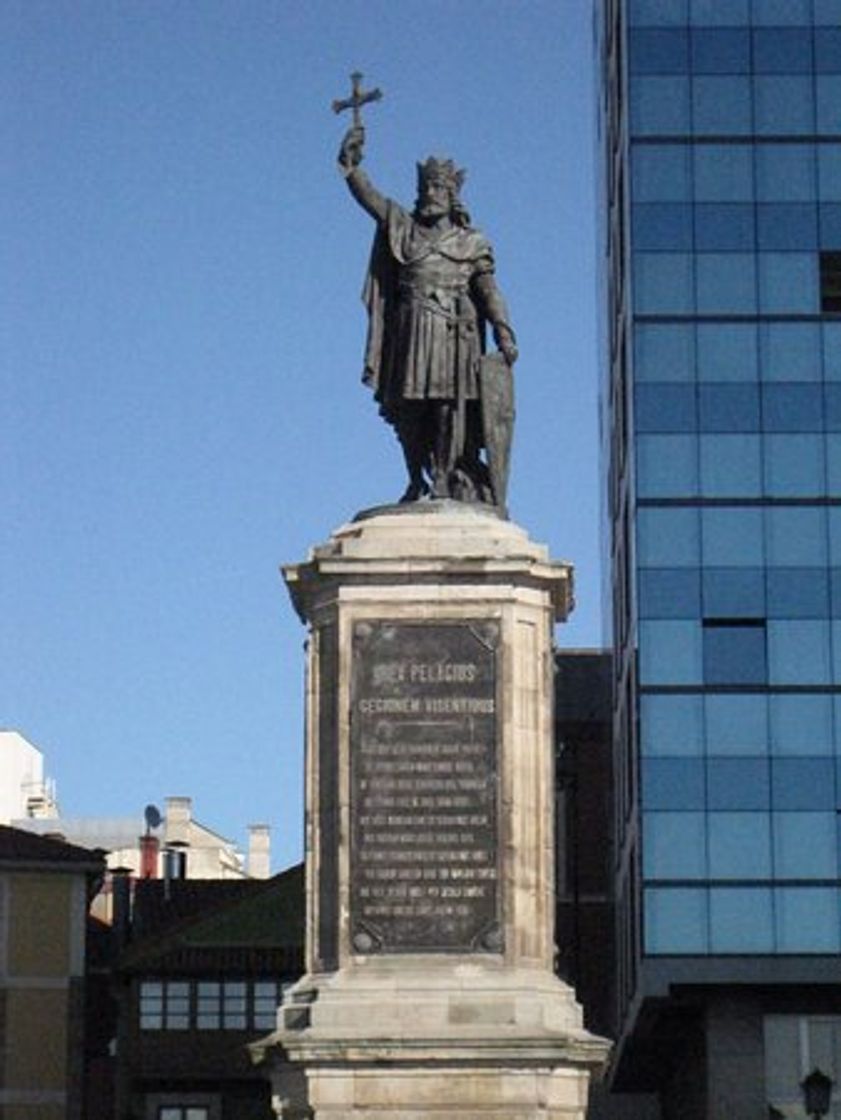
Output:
[{"xmin": 416, "ymin": 156, "xmax": 467, "ymax": 195}]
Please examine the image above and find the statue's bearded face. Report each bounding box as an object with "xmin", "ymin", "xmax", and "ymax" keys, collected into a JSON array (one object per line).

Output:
[{"xmin": 417, "ymin": 174, "xmax": 452, "ymax": 223}]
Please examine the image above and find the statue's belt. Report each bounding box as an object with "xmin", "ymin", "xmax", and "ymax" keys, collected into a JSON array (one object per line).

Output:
[{"xmin": 397, "ymin": 281, "xmax": 477, "ymax": 327}]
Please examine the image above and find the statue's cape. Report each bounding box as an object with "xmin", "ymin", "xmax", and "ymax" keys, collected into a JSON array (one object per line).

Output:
[{"xmin": 361, "ymin": 201, "xmax": 492, "ymax": 423}]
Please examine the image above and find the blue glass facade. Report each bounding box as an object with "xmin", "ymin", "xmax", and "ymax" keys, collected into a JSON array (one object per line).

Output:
[{"xmin": 602, "ymin": 0, "xmax": 841, "ymax": 983}]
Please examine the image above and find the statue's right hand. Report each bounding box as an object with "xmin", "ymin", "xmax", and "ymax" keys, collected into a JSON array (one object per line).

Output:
[{"xmin": 339, "ymin": 126, "xmax": 365, "ymax": 171}]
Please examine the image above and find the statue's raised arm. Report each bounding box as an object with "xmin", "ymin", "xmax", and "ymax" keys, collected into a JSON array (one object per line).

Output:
[
  {"xmin": 334, "ymin": 75, "xmax": 517, "ymax": 511},
  {"xmin": 338, "ymin": 127, "xmax": 389, "ymax": 224}
]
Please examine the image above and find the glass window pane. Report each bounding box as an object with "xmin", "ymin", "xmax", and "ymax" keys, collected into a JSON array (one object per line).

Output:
[
  {"xmin": 698, "ymin": 384, "xmax": 759, "ymax": 432},
  {"xmin": 690, "ymin": 0, "xmax": 749, "ymax": 23},
  {"xmin": 696, "ymin": 254, "xmax": 756, "ymax": 315},
  {"xmin": 755, "ymin": 77, "xmax": 814, "ymax": 135},
  {"xmin": 631, "ymin": 0, "xmax": 689, "ymax": 25},
  {"xmin": 819, "ymin": 147, "xmax": 841, "ymax": 202},
  {"xmin": 635, "ymin": 324, "xmax": 695, "ymax": 383},
  {"xmin": 819, "ymin": 203, "xmax": 841, "ymax": 247},
  {"xmin": 635, "ymin": 384, "xmax": 697, "ymax": 431},
  {"xmin": 694, "ymin": 144, "xmax": 753, "ymax": 202},
  {"xmin": 632, "ymin": 145, "xmax": 692, "ymax": 202},
  {"xmin": 703, "ymin": 622, "xmax": 767, "ymax": 685},
  {"xmin": 828, "ymin": 387, "xmax": 841, "ymax": 432},
  {"xmin": 760, "ymin": 323, "xmax": 821, "ymax": 382},
  {"xmin": 637, "ymin": 507, "xmax": 700, "ymax": 567},
  {"xmin": 773, "ymin": 758, "xmax": 836, "ymax": 809},
  {"xmin": 644, "ymin": 888, "xmax": 708, "ymax": 954},
  {"xmin": 751, "ymin": 0, "xmax": 812, "ymax": 22},
  {"xmin": 708, "ymin": 813, "xmax": 772, "ymax": 878},
  {"xmin": 639, "ymin": 568, "xmax": 701, "ymax": 618},
  {"xmin": 768, "ymin": 621, "xmax": 832, "ymax": 685},
  {"xmin": 759, "ymin": 253, "xmax": 819, "ymax": 314},
  {"xmin": 697, "ymin": 323, "xmax": 757, "ymax": 382},
  {"xmin": 691, "ymin": 29, "xmax": 750, "ymax": 74},
  {"xmin": 634, "ymin": 253, "xmax": 695, "ymax": 313},
  {"xmin": 767, "ymin": 568, "xmax": 830, "ymax": 619},
  {"xmin": 817, "ymin": 77, "xmax": 841, "ymax": 135},
  {"xmin": 753, "ymin": 29, "xmax": 813, "ymax": 74},
  {"xmin": 776, "ymin": 888, "xmax": 840, "ymax": 953},
  {"xmin": 816, "ymin": 0, "xmax": 841, "ymax": 24},
  {"xmin": 703, "ymin": 568, "xmax": 765, "ymax": 617},
  {"xmin": 774, "ymin": 813, "xmax": 838, "ymax": 877},
  {"xmin": 767, "ymin": 507, "xmax": 828, "ymax": 567},
  {"xmin": 633, "ymin": 203, "xmax": 693, "ymax": 250},
  {"xmin": 692, "ymin": 77, "xmax": 752, "ymax": 135},
  {"xmin": 706, "ymin": 693, "xmax": 769, "ymax": 756},
  {"xmin": 707, "ymin": 758, "xmax": 770, "ymax": 810},
  {"xmin": 827, "ymin": 434, "xmax": 841, "ymax": 494},
  {"xmin": 643, "ymin": 812, "xmax": 706, "ymax": 878},
  {"xmin": 695, "ymin": 203, "xmax": 755, "ymax": 251},
  {"xmin": 757, "ymin": 204, "xmax": 818, "ymax": 251},
  {"xmin": 763, "ymin": 434, "xmax": 825, "ymax": 497},
  {"xmin": 631, "ymin": 29, "xmax": 690, "ymax": 74},
  {"xmin": 762, "ymin": 385, "xmax": 823, "ymax": 432},
  {"xmin": 637, "ymin": 434, "xmax": 698, "ymax": 497},
  {"xmin": 641, "ymin": 693, "xmax": 704, "ymax": 756},
  {"xmin": 640, "ymin": 620, "xmax": 703, "ymax": 685},
  {"xmin": 825, "ymin": 325, "xmax": 841, "ymax": 380},
  {"xmin": 756, "ymin": 144, "xmax": 816, "ymax": 203},
  {"xmin": 817, "ymin": 31, "xmax": 841, "ymax": 73},
  {"xmin": 703, "ymin": 506, "xmax": 763, "ymax": 566},
  {"xmin": 642, "ymin": 758, "xmax": 705, "ymax": 810},
  {"xmin": 632, "ymin": 77, "xmax": 691, "ymax": 135},
  {"xmin": 710, "ymin": 888, "xmax": 774, "ymax": 952},
  {"xmin": 700, "ymin": 434, "xmax": 761, "ymax": 497}
]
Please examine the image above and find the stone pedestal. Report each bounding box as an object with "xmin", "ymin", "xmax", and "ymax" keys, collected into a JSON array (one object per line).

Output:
[{"xmin": 251, "ymin": 502, "xmax": 609, "ymax": 1119}]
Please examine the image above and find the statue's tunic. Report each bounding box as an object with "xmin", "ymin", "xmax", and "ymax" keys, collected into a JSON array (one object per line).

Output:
[{"xmin": 363, "ymin": 200, "xmax": 495, "ymax": 423}]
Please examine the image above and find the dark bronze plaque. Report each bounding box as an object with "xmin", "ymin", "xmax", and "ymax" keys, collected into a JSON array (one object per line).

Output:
[{"xmin": 350, "ymin": 620, "xmax": 501, "ymax": 954}]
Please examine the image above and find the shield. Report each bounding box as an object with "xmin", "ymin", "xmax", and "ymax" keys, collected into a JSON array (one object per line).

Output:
[{"xmin": 479, "ymin": 352, "xmax": 515, "ymax": 510}]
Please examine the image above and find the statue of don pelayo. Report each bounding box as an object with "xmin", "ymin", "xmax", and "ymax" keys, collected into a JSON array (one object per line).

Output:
[{"xmin": 334, "ymin": 74, "xmax": 517, "ymax": 511}]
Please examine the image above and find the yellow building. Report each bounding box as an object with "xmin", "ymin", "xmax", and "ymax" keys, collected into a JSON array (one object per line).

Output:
[{"xmin": 0, "ymin": 825, "xmax": 105, "ymax": 1120}]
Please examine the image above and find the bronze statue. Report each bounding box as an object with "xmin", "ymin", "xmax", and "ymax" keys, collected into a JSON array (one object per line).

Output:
[{"xmin": 334, "ymin": 75, "xmax": 517, "ymax": 509}]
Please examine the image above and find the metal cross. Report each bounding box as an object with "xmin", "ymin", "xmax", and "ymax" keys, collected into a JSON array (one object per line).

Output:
[{"xmin": 332, "ymin": 71, "xmax": 383, "ymax": 129}]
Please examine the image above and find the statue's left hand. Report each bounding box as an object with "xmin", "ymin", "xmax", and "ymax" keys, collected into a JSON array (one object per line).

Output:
[{"xmin": 494, "ymin": 324, "xmax": 518, "ymax": 366}]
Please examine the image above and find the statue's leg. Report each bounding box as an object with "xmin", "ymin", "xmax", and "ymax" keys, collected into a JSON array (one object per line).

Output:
[
  {"xmin": 430, "ymin": 401, "xmax": 455, "ymax": 498},
  {"xmin": 396, "ymin": 404, "xmax": 430, "ymax": 503}
]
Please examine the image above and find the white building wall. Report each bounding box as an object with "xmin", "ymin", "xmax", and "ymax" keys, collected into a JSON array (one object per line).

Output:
[{"xmin": 0, "ymin": 731, "xmax": 57, "ymax": 823}]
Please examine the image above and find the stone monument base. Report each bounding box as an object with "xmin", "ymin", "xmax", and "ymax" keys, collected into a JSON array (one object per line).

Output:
[
  {"xmin": 255, "ymin": 959, "xmax": 606, "ymax": 1119},
  {"xmin": 251, "ymin": 503, "xmax": 609, "ymax": 1118}
]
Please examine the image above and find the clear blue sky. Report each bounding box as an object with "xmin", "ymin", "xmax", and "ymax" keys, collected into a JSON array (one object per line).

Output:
[{"xmin": 4, "ymin": 0, "xmax": 601, "ymax": 873}]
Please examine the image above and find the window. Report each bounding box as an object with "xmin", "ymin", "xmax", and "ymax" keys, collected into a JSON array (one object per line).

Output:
[
  {"xmin": 821, "ymin": 251, "xmax": 841, "ymax": 312},
  {"xmin": 702, "ymin": 619, "xmax": 767, "ymax": 685},
  {"xmin": 640, "ymin": 693, "xmax": 704, "ymax": 756},
  {"xmin": 159, "ymin": 1110, "xmax": 209, "ymax": 1120},
  {"xmin": 706, "ymin": 693, "xmax": 768, "ymax": 756},
  {"xmin": 638, "ymin": 568, "xmax": 700, "ymax": 618},
  {"xmin": 697, "ymin": 323, "xmax": 757, "ymax": 382},
  {"xmin": 140, "ymin": 978, "xmax": 286, "ymax": 1031},
  {"xmin": 254, "ymin": 981, "xmax": 286, "ymax": 1030},
  {"xmin": 140, "ymin": 981, "xmax": 189, "ymax": 1030},
  {"xmin": 703, "ymin": 568, "xmax": 765, "ymax": 618},
  {"xmin": 196, "ymin": 982, "xmax": 246, "ymax": 1030}
]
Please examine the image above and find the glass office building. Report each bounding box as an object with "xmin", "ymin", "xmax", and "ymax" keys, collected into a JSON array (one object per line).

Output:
[{"xmin": 598, "ymin": 0, "xmax": 841, "ymax": 1112}]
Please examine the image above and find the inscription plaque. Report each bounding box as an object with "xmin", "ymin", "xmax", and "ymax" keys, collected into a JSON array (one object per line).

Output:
[{"xmin": 350, "ymin": 620, "xmax": 501, "ymax": 953}]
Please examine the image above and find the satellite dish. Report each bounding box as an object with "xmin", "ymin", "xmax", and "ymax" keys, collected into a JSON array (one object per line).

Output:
[{"xmin": 144, "ymin": 804, "xmax": 162, "ymax": 833}]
